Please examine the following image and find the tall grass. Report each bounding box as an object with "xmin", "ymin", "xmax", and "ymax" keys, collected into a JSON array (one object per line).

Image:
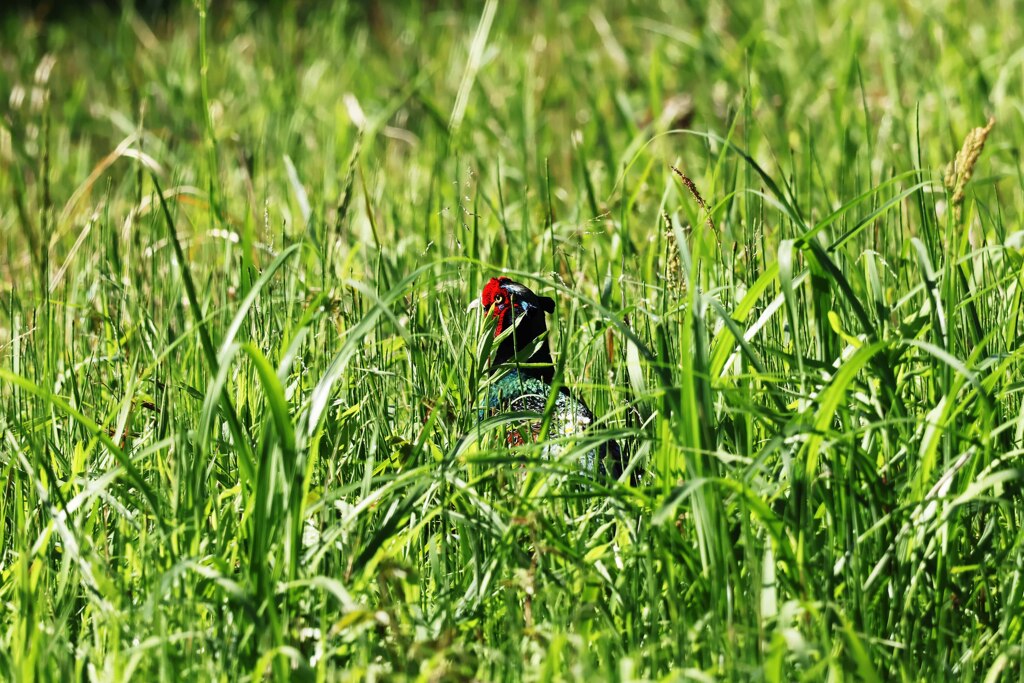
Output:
[{"xmin": 2, "ymin": 1, "xmax": 1023, "ymax": 680}]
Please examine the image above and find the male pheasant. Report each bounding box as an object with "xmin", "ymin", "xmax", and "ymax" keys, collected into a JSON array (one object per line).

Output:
[{"xmin": 474, "ymin": 277, "xmax": 625, "ymax": 479}]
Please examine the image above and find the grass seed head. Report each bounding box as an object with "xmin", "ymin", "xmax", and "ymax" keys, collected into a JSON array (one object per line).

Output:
[{"xmin": 944, "ymin": 117, "xmax": 996, "ymax": 220}]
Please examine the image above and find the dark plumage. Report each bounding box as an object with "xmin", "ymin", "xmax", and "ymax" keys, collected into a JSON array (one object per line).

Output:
[
  {"xmin": 476, "ymin": 277, "xmax": 626, "ymax": 479},
  {"xmin": 480, "ymin": 277, "xmax": 556, "ymax": 383}
]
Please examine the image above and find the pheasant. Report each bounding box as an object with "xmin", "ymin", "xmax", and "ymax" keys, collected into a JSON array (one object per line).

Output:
[{"xmin": 473, "ymin": 277, "xmax": 625, "ymax": 479}]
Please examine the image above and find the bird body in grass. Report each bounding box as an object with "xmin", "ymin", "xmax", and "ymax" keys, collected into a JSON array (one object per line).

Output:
[
  {"xmin": 475, "ymin": 277, "xmax": 624, "ymax": 478},
  {"xmin": 486, "ymin": 368, "xmax": 600, "ymax": 470}
]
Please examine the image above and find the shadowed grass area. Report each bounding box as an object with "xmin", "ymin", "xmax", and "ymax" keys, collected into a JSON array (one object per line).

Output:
[{"xmin": 2, "ymin": 1, "xmax": 1023, "ymax": 680}]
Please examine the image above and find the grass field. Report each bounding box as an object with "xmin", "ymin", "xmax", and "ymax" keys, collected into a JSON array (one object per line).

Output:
[{"xmin": 2, "ymin": 1, "xmax": 1024, "ymax": 680}]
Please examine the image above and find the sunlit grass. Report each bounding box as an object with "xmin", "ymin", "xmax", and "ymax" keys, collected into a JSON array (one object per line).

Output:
[{"xmin": 2, "ymin": 1, "xmax": 1023, "ymax": 680}]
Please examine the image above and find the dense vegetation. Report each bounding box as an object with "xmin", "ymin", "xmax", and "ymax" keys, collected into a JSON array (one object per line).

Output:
[{"xmin": 2, "ymin": 1, "xmax": 1023, "ymax": 679}]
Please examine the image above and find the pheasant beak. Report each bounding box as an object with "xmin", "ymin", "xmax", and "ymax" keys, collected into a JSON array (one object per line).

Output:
[{"xmin": 466, "ymin": 299, "xmax": 483, "ymax": 313}]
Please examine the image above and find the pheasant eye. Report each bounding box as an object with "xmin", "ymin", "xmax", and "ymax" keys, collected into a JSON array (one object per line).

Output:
[{"xmin": 494, "ymin": 294, "xmax": 504, "ymax": 303}]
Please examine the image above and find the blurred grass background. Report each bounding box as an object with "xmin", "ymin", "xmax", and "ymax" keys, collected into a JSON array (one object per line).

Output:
[{"xmin": 2, "ymin": 0, "xmax": 1023, "ymax": 680}]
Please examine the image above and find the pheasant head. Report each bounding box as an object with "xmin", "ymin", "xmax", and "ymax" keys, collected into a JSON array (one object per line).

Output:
[{"xmin": 478, "ymin": 277, "xmax": 556, "ymax": 382}]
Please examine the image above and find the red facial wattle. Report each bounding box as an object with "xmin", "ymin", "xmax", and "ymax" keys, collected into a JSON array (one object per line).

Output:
[{"xmin": 480, "ymin": 277, "xmax": 515, "ymax": 335}]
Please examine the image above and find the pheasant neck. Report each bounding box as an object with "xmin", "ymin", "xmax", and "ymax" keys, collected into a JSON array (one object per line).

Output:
[{"xmin": 491, "ymin": 312, "xmax": 554, "ymax": 384}]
